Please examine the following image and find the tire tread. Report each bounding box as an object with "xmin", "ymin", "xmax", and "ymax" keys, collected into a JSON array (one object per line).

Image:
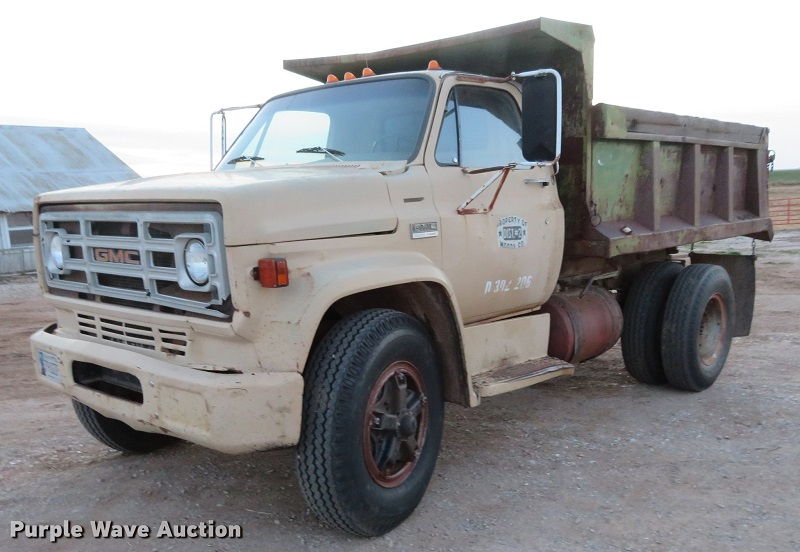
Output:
[
  {"xmin": 622, "ymin": 262, "xmax": 682, "ymax": 384},
  {"xmin": 297, "ymin": 309, "xmax": 416, "ymax": 535},
  {"xmin": 661, "ymin": 264, "xmax": 734, "ymax": 391}
]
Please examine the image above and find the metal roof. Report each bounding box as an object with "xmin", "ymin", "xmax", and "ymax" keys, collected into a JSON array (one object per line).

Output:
[{"xmin": 0, "ymin": 125, "xmax": 138, "ymax": 213}]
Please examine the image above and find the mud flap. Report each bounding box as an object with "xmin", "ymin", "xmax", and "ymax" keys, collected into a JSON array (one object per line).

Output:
[{"xmin": 689, "ymin": 252, "xmax": 756, "ymax": 337}]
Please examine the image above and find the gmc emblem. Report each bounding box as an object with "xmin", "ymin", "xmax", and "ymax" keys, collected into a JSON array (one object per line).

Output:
[{"xmin": 93, "ymin": 248, "xmax": 141, "ymax": 265}]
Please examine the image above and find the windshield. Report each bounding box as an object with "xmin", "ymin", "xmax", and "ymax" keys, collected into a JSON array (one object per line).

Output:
[{"xmin": 218, "ymin": 76, "xmax": 433, "ymax": 170}]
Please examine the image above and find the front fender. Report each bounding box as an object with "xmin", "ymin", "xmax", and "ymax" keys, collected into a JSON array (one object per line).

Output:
[{"xmin": 226, "ymin": 244, "xmax": 463, "ymax": 374}]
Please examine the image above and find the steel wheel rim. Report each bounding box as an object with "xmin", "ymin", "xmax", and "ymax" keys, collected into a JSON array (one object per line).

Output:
[
  {"xmin": 698, "ymin": 293, "xmax": 727, "ymax": 367},
  {"xmin": 362, "ymin": 361, "xmax": 428, "ymax": 488}
]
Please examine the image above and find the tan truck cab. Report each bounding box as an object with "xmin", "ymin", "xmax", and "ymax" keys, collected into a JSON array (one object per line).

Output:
[{"xmin": 30, "ymin": 18, "xmax": 772, "ymax": 536}]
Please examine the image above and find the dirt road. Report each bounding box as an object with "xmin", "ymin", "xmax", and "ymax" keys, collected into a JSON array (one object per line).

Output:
[{"xmin": 2, "ymin": 233, "xmax": 799, "ymax": 552}]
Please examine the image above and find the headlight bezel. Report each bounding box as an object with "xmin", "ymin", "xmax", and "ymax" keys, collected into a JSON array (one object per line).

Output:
[{"xmin": 174, "ymin": 233, "xmax": 215, "ymax": 292}]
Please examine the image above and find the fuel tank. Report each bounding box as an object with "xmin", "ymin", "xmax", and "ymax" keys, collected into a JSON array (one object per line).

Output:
[{"xmin": 540, "ymin": 286, "xmax": 623, "ymax": 363}]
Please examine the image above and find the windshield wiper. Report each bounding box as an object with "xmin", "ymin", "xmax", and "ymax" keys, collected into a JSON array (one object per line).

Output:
[
  {"xmin": 296, "ymin": 146, "xmax": 345, "ymax": 161},
  {"xmin": 226, "ymin": 155, "xmax": 264, "ymax": 166}
]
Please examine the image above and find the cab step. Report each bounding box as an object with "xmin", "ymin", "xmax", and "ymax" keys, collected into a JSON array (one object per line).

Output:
[{"xmin": 472, "ymin": 356, "xmax": 574, "ymax": 398}]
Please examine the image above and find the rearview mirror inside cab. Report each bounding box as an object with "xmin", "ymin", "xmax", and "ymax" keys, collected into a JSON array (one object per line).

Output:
[{"xmin": 521, "ymin": 70, "xmax": 562, "ymax": 163}]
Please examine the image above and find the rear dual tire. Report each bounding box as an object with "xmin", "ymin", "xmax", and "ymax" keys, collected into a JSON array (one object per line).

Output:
[
  {"xmin": 661, "ymin": 264, "xmax": 735, "ymax": 391},
  {"xmin": 622, "ymin": 262, "xmax": 683, "ymax": 384},
  {"xmin": 623, "ymin": 262, "xmax": 735, "ymax": 392}
]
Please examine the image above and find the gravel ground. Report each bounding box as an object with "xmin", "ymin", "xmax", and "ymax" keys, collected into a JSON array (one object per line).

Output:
[{"xmin": 1, "ymin": 232, "xmax": 798, "ymax": 552}]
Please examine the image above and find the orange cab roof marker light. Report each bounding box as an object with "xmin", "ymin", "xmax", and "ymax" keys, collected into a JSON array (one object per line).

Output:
[
  {"xmin": 362, "ymin": 67, "xmax": 376, "ymax": 77},
  {"xmin": 343, "ymin": 72, "xmax": 356, "ymax": 80},
  {"xmin": 326, "ymin": 74, "xmax": 339, "ymax": 83},
  {"xmin": 427, "ymin": 60, "xmax": 442, "ymax": 70}
]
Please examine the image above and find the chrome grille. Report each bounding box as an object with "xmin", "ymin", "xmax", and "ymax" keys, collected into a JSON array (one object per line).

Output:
[
  {"xmin": 76, "ymin": 312, "xmax": 190, "ymax": 356},
  {"xmin": 39, "ymin": 208, "xmax": 229, "ymax": 318}
]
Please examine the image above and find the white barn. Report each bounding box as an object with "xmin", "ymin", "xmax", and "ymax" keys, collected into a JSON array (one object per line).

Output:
[{"xmin": 0, "ymin": 125, "xmax": 138, "ymax": 274}]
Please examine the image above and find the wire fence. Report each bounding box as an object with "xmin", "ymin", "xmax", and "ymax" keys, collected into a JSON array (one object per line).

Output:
[{"xmin": 769, "ymin": 197, "xmax": 800, "ymax": 229}]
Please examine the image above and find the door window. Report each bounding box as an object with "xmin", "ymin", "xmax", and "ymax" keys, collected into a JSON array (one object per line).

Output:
[{"xmin": 435, "ymin": 86, "xmax": 526, "ymax": 168}]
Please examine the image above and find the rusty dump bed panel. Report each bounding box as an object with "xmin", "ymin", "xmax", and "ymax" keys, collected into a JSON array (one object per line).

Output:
[
  {"xmin": 285, "ymin": 18, "xmax": 773, "ymax": 259},
  {"xmin": 583, "ymin": 105, "xmax": 772, "ymax": 258}
]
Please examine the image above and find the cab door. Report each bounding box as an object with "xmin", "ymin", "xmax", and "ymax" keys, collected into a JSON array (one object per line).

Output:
[{"xmin": 426, "ymin": 79, "xmax": 564, "ymax": 323}]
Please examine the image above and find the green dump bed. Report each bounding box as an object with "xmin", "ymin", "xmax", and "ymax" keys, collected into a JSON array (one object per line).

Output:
[
  {"xmin": 583, "ymin": 104, "xmax": 771, "ymax": 258},
  {"xmin": 285, "ymin": 18, "xmax": 773, "ymax": 259}
]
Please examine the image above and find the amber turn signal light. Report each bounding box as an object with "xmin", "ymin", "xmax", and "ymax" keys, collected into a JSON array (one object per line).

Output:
[{"xmin": 254, "ymin": 258, "xmax": 289, "ymax": 288}]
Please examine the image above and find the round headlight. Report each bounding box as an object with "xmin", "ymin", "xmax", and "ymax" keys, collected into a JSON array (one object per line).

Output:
[
  {"xmin": 184, "ymin": 239, "xmax": 210, "ymax": 285},
  {"xmin": 48, "ymin": 234, "xmax": 64, "ymax": 272}
]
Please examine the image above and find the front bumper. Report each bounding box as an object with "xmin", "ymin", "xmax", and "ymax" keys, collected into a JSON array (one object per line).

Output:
[{"xmin": 31, "ymin": 325, "xmax": 303, "ymax": 454}]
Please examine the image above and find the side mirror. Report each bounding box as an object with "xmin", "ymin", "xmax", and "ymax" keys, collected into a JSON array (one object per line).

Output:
[{"xmin": 519, "ymin": 69, "xmax": 562, "ymax": 163}]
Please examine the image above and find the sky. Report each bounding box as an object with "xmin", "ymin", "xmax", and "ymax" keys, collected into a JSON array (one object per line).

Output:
[{"xmin": 1, "ymin": 0, "xmax": 798, "ymax": 176}]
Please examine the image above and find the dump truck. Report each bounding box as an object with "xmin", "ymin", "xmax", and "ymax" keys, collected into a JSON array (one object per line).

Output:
[{"xmin": 30, "ymin": 18, "xmax": 772, "ymax": 536}]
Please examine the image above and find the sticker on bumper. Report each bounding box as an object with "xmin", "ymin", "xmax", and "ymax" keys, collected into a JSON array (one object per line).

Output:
[{"xmin": 37, "ymin": 350, "xmax": 61, "ymax": 383}]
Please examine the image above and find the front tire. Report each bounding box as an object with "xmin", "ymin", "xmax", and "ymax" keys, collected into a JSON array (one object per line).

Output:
[
  {"xmin": 297, "ymin": 309, "xmax": 444, "ymax": 536},
  {"xmin": 661, "ymin": 264, "xmax": 735, "ymax": 391},
  {"xmin": 72, "ymin": 400, "xmax": 178, "ymax": 453}
]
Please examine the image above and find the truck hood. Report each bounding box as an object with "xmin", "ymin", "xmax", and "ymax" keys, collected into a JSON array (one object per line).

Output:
[{"xmin": 36, "ymin": 163, "xmax": 402, "ymax": 246}]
